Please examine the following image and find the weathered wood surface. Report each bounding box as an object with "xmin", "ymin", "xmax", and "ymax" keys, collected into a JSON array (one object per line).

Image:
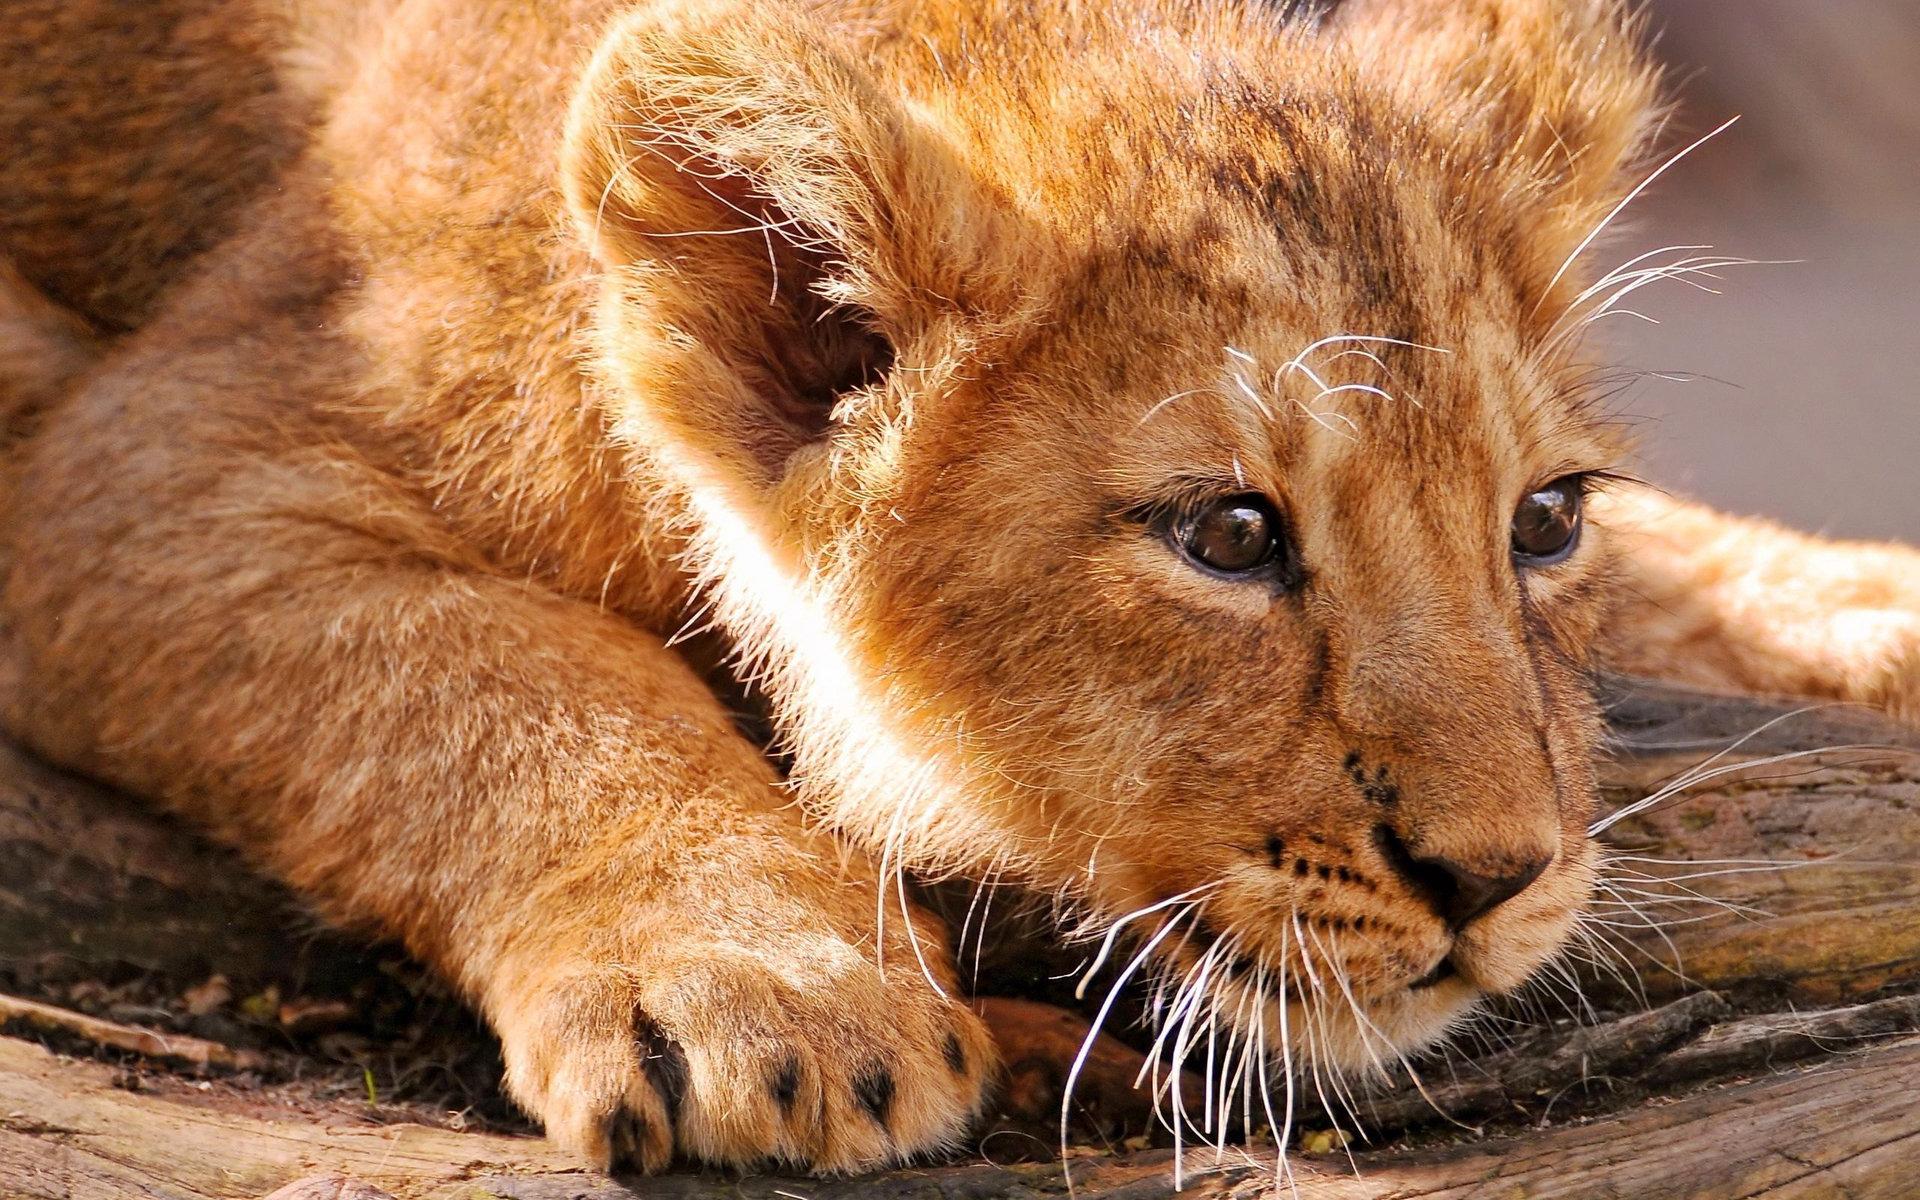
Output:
[
  {"xmin": 1593, "ymin": 680, "xmax": 1920, "ymax": 1006},
  {"xmin": 8, "ymin": 1016, "xmax": 1920, "ymax": 1200},
  {"xmin": 4, "ymin": 680, "xmax": 1920, "ymax": 1199}
]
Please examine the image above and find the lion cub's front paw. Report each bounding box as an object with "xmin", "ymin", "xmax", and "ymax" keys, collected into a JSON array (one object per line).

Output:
[{"xmin": 492, "ymin": 936, "xmax": 995, "ymax": 1174}]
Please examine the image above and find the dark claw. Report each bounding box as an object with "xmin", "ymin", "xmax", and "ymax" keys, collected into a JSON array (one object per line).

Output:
[
  {"xmin": 853, "ymin": 1063, "xmax": 895, "ymax": 1127},
  {"xmin": 943, "ymin": 1031, "xmax": 966, "ymax": 1074},
  {"xmin": 608, "ymin": 1108, "xmax": 650, "ymax": 1170},
  {"xmin": 634, "ymin": 1010, "xmax": 689, "ymax": 1121},
  {"xmin": 771, "ymin": 1055, "xmax": 801, "ymax": 1112}
]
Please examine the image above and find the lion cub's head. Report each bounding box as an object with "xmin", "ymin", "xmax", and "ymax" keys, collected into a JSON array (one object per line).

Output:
[{"xmin": 565, "ymin": 0, "xmax": 1660, "ymax": 1075}]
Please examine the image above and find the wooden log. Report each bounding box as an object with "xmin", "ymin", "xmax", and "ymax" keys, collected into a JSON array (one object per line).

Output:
[
  {"xmin": 3, "ymin": 679, "xmax": 1918, "ymax": 1199},
  {"xmin": 0, "ymin": 1033, "xmax": 576, "ymax": 1200},
  {"xmin": 1591, "ymin": 679, "xmax": 1920, "ymax": 1006},
  {"xmin": 6, "ymin": 1027, "xmax": 1919, "ymax": 1199}
]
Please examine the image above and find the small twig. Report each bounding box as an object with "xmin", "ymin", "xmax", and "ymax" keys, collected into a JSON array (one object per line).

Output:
[
  {"xmin": 1351, "ymin": 992, "xmax": 1731, "ymax": 1132},
  {"xmin": 1641, "ymin": 994, "xmax": 1920, "ymax": 1088},
  {"xmin": 0, "ymin": 991, "xmax": 274, "ymax": 1074}
]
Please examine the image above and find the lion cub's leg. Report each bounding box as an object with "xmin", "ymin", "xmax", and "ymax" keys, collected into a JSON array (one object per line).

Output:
[
  {"xmin": 1600, "ymin": 486, "xmax": 1920, "ymax": 724},
  {"xmin": 1, "ymin": 363, "xmax": 992, "ymax": 1174}
]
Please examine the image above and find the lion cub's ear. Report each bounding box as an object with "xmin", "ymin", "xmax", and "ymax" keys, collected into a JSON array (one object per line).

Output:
[
  {"xmin": 563, "ymin": 2, "xmax": 973, "ymax": 489},
  {"xmin": 1333, "ymin": 0, "xmax": 1665, "ymax": 318}
]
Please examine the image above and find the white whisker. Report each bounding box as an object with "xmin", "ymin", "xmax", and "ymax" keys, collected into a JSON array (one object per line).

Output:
[
  {"xmin": 1535, "ymin": 116, "xmax": 1739, "ymax": 314},
  {"xmin": 1061, "ymin": 900, "xmax": 1205, "ymax": 1194}
]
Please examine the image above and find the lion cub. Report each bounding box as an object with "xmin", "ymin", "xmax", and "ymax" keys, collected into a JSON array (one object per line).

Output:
[{"xmin": 3, "ymin": 0, "xmax": 1917, "ymax": 1175}]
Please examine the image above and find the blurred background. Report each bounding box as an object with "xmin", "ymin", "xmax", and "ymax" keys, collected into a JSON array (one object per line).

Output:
[{"xmin": 1605, "ymin": 0, "xmax": 1919, "ymax": 541}]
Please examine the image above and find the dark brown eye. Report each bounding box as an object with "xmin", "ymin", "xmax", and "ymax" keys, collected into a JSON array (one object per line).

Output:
[
  {"xmin": 1511, "ymin": 477, "xmax": 1583, "ymax": 564},
  {"xmin": 1178, "ymin": 495, "xmax": 1286, "ymax": 577}
]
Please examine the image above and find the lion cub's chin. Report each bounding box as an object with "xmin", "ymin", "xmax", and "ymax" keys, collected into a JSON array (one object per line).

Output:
[
  {"xmin": 1290, "ymin": 979, "xmax": 1482, "ymax": 1075},
  {"xmin": 1268, "ymin": 920, "xmax": 1580, "ymax": 1072}
]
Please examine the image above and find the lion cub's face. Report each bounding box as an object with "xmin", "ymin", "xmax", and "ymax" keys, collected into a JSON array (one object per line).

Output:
[
  {"xmin": 826, "ymin": 251, "xmax": 1622, "ymax": 1059},
  {"xmin": 572, "ymin": 0, "xmax": 1657, "ymax": 1069}
]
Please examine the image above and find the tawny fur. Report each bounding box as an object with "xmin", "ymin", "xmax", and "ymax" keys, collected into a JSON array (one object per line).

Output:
[
  {"xmin": 2, "ymin": 0, "xmax": 1917, "ymax": 1175},
  {"xmin": 0, "ymin": 259, "xmax": 95, "ymax": 443}
]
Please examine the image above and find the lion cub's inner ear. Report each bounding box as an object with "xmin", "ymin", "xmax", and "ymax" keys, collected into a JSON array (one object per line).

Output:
[{"xmin": 562, "ymin": 4, "xmax": 914, "ymax": 482}]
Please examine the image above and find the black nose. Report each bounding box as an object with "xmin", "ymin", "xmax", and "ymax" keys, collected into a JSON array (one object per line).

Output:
[{"xmin": 1373, "ymin": 825, "xmax": 1551, "ymax": 931}]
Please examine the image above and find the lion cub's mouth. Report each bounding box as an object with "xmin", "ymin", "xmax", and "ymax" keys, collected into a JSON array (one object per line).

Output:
[
  {"xmin": 1408, "ymin": 956, "xmax": 1458, "ymax": 990},
  {"xmin": 1177, "ymin": 913, "xmax": 1472, "ymax": 1014}
]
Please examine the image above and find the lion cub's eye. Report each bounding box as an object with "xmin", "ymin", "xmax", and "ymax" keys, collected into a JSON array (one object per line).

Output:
[
  {"xmin": 1511, "ymin": 477, "xmax": 1584, "ymax": 565},
  {"xmin": 1177, "ymin": 495, "xmax": 1287, "ymax": 577}
]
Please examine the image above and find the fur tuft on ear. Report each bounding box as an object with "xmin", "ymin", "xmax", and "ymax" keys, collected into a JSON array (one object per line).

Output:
[
  {"xmin": 561, "ymin": 0, "xmax": 922, "ymax": 484},
  {"xmin": 1334, "ymin": 0, "xmax": 1665, "ymax": 317}
]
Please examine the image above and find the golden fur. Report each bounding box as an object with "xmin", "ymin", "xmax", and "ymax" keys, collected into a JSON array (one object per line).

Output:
[{"xmin": 3, "ymin": 0, "xmax": 1918, "ymax": 1175}]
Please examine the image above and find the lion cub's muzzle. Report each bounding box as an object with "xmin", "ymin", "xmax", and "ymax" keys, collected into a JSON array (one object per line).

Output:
[
  {"xmin": 1344, "ymin": 740, "xmax": 1564, "ymax": 987},
  {"xmin": 1201, "ymin": 739, "xmax": 1571, "ymax": 1006}
]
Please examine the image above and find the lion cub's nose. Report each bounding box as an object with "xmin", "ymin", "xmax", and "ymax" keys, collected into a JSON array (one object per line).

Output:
[
  {"xmin": 1429, "ymin": 854, "xmax": 1550, "ymax": 930},
  {"xmin": 1372, "ymin": 825, "xmax": 1551, "ymax": 931}
]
